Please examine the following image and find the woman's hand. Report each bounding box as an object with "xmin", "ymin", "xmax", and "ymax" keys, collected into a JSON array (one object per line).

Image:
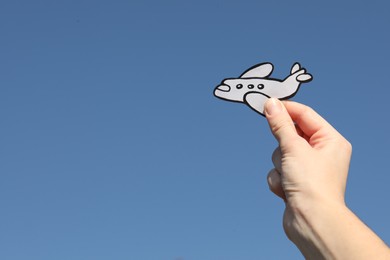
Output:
[
  {"xmin": 265, "ymin": 99, "xmax": 351, "ymax": 207},
  {"xmin": 264, "ymin": 98, "xmax": 389, "ymax": 259}
]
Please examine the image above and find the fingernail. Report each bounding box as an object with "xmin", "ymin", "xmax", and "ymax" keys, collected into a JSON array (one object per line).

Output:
[{"xmin": 265, "ymin": 98, "xmax": 282, "ymax": 116}]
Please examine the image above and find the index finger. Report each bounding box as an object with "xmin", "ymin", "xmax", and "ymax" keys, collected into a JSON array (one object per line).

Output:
[{"xmin": 282, "ymin": 101, "xmax": 339, "ymax": 138}]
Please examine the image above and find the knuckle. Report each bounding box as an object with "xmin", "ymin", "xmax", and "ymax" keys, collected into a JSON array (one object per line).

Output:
[
  {"xmin": 271, "ymin": 119, "xmax": 294, "ymax": 137},
  {"xmin": 344, "ymin": 140, "xmax": 352, "ymax": 154},
  {"xmin": 336, "ymin": 137, "xmax": 352, "ymax": 154},
  {"xmin": 272, "ymin": 147, "xmax": 281, "ymax": 163}
]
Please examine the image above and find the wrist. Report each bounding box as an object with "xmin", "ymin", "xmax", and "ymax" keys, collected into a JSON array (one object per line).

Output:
[
  {"xmin": 285, "ymin": 198, "xmax": 390, "ymax": 260},
  {"xmin": 284, "ymin": 198, "xmax": 348, "ymax": 259}
]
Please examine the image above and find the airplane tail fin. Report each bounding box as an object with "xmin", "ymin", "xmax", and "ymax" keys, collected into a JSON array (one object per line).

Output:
[{"xmin": 290, "ymin": 63, "xmax": 313, "ymax": 82}]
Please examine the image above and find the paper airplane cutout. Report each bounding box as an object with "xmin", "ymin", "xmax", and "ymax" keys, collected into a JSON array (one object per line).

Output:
[{"xmin": 214, "ymin": 62, "xmax": 313, "ymax": 116}]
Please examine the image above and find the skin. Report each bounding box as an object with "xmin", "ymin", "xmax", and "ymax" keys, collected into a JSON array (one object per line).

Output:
[{"xmin": 264, "ymin": 98, "xmax": 390, "ymax": 260}]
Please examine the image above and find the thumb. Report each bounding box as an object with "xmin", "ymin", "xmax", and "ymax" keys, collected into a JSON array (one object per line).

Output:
[{"xmin": 264, "ymin": 98, "xmax": 298, "ymax": 148}]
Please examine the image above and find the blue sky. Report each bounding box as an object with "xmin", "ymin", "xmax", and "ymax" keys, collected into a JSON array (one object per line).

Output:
[{"xmin": 1, "ymin": 1, "xmax": 389, "ymax": 259}]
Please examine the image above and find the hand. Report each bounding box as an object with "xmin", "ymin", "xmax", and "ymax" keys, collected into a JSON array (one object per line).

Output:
[
  {"xmin": 265, "ymin": 98, "xmax": 351, "ymax": 207},
  {"xmin": 264, "ymin": 98, "xmax": 389, "ymax": 259}
]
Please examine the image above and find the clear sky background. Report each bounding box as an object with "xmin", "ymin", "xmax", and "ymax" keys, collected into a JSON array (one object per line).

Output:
[{"xmin": 1, "ymin": 1, "xmax": 389, "ymax": 259}]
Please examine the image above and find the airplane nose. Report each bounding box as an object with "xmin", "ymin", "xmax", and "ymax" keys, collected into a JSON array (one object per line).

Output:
[{"xmin": 216, "ymin": 84, "xmax": 230, "ymax": 92}]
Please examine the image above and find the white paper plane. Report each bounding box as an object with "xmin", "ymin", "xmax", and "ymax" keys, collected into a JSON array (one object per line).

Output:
[{"xmin": 214, "ymin": 62, "xmax": 313, "ymax": 116}]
